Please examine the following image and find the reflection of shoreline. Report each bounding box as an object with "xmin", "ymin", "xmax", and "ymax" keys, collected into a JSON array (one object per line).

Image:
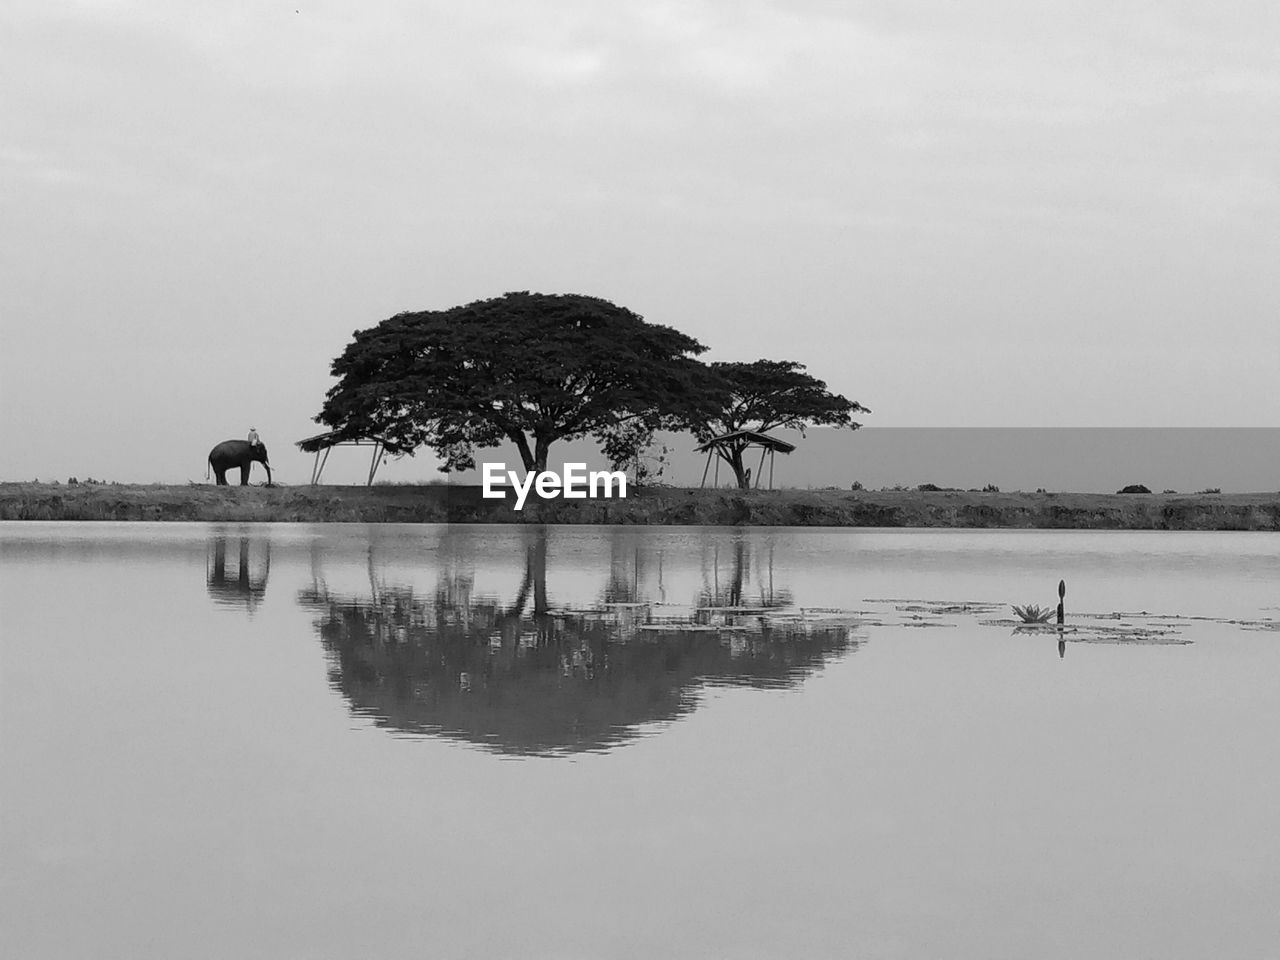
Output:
[{"xmin": 298, "ymin": 529, "xmax": 862, "ymax": 756}]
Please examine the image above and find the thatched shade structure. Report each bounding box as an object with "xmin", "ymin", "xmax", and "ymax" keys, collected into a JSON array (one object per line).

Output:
[
  {"xmin": 694, "ymin": 430, "xmax": 796, "ymax": 490},
  {"xmin": 296, "ymin": 431, "xmax": 413, "ymax": 485}
]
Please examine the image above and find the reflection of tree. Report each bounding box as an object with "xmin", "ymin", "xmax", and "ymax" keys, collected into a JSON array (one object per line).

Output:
[
  {"xmin": 299, "ymin": 529, "xmax": 858, "ymax": 756},
  {"xmin": 206, "ymin": 536, "xmax": 269, "ymax": 611}
]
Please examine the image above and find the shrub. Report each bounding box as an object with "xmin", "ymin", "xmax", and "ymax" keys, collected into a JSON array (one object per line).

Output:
[
  {"xmin": 917, "ymin": 483, "xmax": 942, "ymax": 492},
  {"xmin": 1117, "ymin": 484, "xmax": 1151, "ymax": 494},
  {"xmin": 1197, "ymin": 487, "xmax": 1221, "ymax": 494},
  {"xmin": 1162, "ymin": 489, "xmax": 1178, "ymax": 494},
  {"xmin": 982, "ymin": 484, "xmax": 1000, "ymax": 493}
]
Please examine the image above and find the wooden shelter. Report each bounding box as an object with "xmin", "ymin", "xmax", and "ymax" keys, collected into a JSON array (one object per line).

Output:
[
  {"xmin": 694, "ymin": 430, "xmax": 796, "ymax": 490},
  {"xmin": 296, "ymin": 431, "xmax": 413, "ymax": 486}
]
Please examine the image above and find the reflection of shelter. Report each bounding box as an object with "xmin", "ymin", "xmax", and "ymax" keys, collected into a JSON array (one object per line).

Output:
[
  {"xmin": 296, "ymin": 430, "xmax": 414, "ymax": 486},
  {"xmin": 699, "ymin": 539, "xmax": 791, "ymax": 609},
  {"xmin": 206, "ymin": 536, "xmax": 270, "ymax": 611},
  {"xmin": 695, "ymin": 431, "xmax": 795, "ymax": 490}
]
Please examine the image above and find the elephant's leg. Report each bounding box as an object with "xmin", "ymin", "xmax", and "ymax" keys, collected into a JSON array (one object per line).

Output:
[
  {"xmin": 215, "ymin": 468, "xmax": 228, "ymax": 485},
  {"xmin": 240, "ymin": 462, "xmax": 253, "ymax": 485}
]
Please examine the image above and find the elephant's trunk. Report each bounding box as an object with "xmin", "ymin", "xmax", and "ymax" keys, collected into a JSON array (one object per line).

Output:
[{"xmin": 262, "ymin": 460, "xmax": 272, "ymax": 485}]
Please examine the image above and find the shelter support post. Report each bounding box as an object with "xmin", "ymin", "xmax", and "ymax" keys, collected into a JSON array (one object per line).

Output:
[{"xmin": 311, "ymin": 447, "xmax": 332, "ymax": 486}]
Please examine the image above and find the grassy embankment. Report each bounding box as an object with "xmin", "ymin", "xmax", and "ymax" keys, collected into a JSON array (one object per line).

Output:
[{"xmin": 2, "ymin": 482, "xmax": 1279, "ymax": 529}]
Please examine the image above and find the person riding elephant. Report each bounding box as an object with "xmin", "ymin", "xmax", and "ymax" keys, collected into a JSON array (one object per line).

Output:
[{"xmin": 208, "ymin": 439, "xmax": 272, "ymax": 485}]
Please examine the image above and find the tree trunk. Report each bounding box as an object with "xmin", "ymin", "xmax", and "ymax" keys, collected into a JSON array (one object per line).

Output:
[
  {"xmin": 533, "ymin": 435, "xmax": 551, "ymax": 474},
  {"xmin": 512, "ymin": 433, "xmax": 536, "ymax": 473},
  {"xmin": 722, "ymin": 445, "xmax": 750, "ymax": 489}
]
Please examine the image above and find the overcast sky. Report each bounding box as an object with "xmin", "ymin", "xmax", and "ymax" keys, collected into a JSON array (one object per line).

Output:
[{"xmin": 3, "ymin": 1, "xmax": 1277, "ymax": 484}]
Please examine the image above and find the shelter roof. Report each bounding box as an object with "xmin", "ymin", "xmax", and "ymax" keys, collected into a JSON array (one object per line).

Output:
[
  {"xmin": 296, "ymin": 430, "xmax": 413, "ymax": 456},
  {"xmin": 693, "ymin": 430, "xmax": 796, "ymax": 454}
]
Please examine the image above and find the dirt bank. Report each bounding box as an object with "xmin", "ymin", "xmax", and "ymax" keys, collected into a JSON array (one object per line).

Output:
[{"xmin": 2, "ymin": 483, "xmax": 1278, "ymax": 529}]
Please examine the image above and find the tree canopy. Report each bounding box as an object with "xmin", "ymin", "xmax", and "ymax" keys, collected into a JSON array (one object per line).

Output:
[
  {"xmin": 315, "ymin": 291, "xmax": 707, "ymax": 473},
  {"xmin": 691, "ymin": 360, "xmax": 870, "ymax": 488}
]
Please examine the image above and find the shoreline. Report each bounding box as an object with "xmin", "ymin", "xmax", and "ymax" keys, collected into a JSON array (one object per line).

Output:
[{"xmin": 2, "ymin": 482, "xmax": 1278, "ymax": 529}]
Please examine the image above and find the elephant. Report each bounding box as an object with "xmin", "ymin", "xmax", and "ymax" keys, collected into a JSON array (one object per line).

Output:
[{"xmin": 208, "ymin": 439, "xmax": 272, "ymax": 485}]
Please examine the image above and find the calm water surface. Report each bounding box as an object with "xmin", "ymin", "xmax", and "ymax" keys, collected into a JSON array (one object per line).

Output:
[{"xmin": 2, "ymin": 523, "xmax": 1278, "ymax": 959}]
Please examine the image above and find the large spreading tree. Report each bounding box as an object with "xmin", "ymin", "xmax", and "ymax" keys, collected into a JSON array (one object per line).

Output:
[
  {"xmin": 315, "ymin": 291, "xmax": 708, "ymax": 474},
  {"xmin": 691, "ymin": 360, "xmax": 870, "ymax": 489}
]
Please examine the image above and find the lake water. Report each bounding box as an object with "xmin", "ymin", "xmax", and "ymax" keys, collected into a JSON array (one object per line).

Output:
[{"xmin": 2, "ymin": 523, "xmax": 1278, "ymax": 959}]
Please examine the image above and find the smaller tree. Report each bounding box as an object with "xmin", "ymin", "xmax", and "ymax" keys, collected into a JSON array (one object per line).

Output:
[
  {"xmin": 600, "ymin": 420, "xmax": 671, "ymax": 487},
  {"xmin": 692, "ymin": 360, "xmax": 869, "ymax": 489}
]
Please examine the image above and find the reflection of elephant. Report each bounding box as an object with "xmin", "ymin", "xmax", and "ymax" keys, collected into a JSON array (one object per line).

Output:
[
  {"xmin": 208, "ymin": 439, "xmax": 271, "ymax": 485},
  {"xmin": 206, "ymin": 536, "xmax": 270, "ymax": 610}
]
